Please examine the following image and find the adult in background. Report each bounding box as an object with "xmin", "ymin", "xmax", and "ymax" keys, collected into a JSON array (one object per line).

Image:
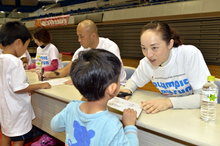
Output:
[
  {"xmin": 121, "ymin": 21, "xmax": 210, "ymax": 114},
  {"xmin": 28, "ymin": 27, "xmax": 63, "ymax": 71},
  {"xmin": 41, "ymin": 20, "xmax": 127, "ymax": 85}
]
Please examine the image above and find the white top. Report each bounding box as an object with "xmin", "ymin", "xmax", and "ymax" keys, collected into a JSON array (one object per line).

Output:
[
  {"xmin": 0, "ymin": 48, "xmax": 3, "ymax": 53},
  {"xmin": 125, "ymin": 45, "xmax": 211, "ymax": 108},
  {"xmin": 71, "ymin": 37, "xmax": 127, "ymax": 85},
  {"xmin": 19, "ymin": 50, "xmax": 32, "ymax": 65},
  {"xmin": 0, "ymin": 54, "xmax": 35, "ymax": 136},
  {"xmin": 36, "ymin": 43, "xmax": 63, "ymax": 69}
]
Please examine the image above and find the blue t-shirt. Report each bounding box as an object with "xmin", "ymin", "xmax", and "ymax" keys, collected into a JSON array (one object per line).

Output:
[{"xmin": 51, "ymin": 100, "xmax": 138, "ymax": 146}]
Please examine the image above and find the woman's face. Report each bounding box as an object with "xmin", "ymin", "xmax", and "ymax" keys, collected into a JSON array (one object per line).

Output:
[
  {"xmin": 140, "ymin": 30, "xmax": 173, "ymax": 67},
  {"xmin": 33, "ymin": 38, "xmax": 44, "ymax": 46}
]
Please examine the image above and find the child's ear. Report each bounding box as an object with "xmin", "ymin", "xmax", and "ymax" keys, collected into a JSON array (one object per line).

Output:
[
  {"xmin": 14, "ymin": 39, "xmax": 22, "ymax": 46},
  {"xmin": 106, "ymin": 83, "xmax": 118, "ymax": 98}
]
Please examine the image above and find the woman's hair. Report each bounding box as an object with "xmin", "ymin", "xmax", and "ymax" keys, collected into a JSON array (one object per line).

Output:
[
  {"xmin": 32, "ymin": 27, "xmax": 51, "ymax": 44},
  {"xmin": 141, "ymin": 21, "xmax": 183, "ymax": 47},
  {"xmin": 70, "ymin": 49, "xmax": 121, "ymax": 101}
]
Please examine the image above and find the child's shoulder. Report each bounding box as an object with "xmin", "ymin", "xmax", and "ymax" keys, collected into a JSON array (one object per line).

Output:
[{"xmin": 1, "ymin": 54, "xmax": 21, "ymax": 65}]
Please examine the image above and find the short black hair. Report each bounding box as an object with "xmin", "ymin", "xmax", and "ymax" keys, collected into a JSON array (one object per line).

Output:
[
  {"xmin": 0, "ymin": 21, "xmax": 32, "ymax": 47},
  {"xmin": 70, "ymin": 49, "xmax": 121, "ymax": 101}
]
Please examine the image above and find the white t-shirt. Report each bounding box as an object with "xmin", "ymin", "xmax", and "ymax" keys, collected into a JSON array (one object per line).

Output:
[
  {"xmin": 72, "ymin": 37, "xmax": 127, "ymax": 85},
  {"xmin": 0, "ymin": 54, "xmax": 35, "ymax": 136},
  {"xmin": 126, "ymin": 45, "xmax": 210, "ymax": 108},
  {"xmin": 19, "ymin": 50, "xmax": 32, "ymax": 65},
  {"xmin": 36, "ymin": 43, "xmax": 63, "ymax": 69}
]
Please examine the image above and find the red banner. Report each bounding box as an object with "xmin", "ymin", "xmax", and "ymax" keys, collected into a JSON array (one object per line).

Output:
[{"xmin": 35, "ymin": 15, "xmax": 70, "ymax": 27}]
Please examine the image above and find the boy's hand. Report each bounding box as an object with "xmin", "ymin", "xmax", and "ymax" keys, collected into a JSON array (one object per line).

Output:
[
  {"xmin": 40, "ymin": 82, "xmax": 51, "ymax": 89},
  {"xmin": 119, "ymin": 89, "xmax": 132, "ymax": 100},
  {"xmin": 122, "ymin": 108, "xmax": 137, "ymax": 126}
]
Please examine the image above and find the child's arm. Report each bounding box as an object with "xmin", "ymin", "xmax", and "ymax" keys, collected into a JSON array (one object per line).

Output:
[
  {"xmin": 14, "ymin": 82, "xmax": 51, "ymax": 93},
  {"xmin": 122, "ymin": 108, "xmax": 137, "ymax": 126},
  {"xmin": 107, "ymin": 109, "xmax": 138, "ymax": 146},
  {"xmin": 51, "ymin": 106, "xmax": 67, "ymax": 132},
  {"xmin": 121, "ymin": 108, "xmax": 138, "ymax": 146}
]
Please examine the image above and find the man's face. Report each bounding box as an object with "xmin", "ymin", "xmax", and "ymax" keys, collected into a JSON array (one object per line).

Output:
[{"xmin": 76, "ymin": 25, "xmax": 93, "ymax": 49}]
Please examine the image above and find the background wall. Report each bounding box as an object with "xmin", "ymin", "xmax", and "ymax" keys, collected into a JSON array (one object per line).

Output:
[
  {"xmin": 26, "ymin": 0, "xmax": 220, "ymax": 65},
  {"xmin": 44, "ymin": 16, "xmax": 220, "ymax": 65}
]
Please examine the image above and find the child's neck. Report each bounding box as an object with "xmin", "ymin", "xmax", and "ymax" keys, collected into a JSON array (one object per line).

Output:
[
  {"xmin": 3, "ymin": 47, "xmax": 16, "ymax": 56},
  {"xmin": 80, "ymin": 98, "xmax": 108, "ymax": 114}
]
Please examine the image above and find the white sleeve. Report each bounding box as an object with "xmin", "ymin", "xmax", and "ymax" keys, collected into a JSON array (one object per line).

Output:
[
  {"xmin": 185, "ymin": 46, "xmax": 210, "ymax": 90},
  {"xmin": 71, "ymin": 47, "xmax": 84, "ymax": 61},
  {"xmin": 170, "ymin": 46, "xmax": 210, "ymax": 109},
  {"xmin": 124, "ymin": 78, "xmax": 138, "ymax": 93},
  {"xmin": 103, "ymin": 43, "xmax": 127, "ymax": 85},
  {"xmin": 49, "ymin": 45, "xmax": 60, "ymax": 60},
  {"xmin": 169, "ymin": 89, "xmax": 201, "ymax": 109},
  {"xmin": 19, "ymin": 53, "xmax": 26, "ymax": 58},
  {"xmin": 25, "ymin": 51, "xmax": 32, "ymax": 65},
  {"xmin": 11, "ymin": 62, "xmax": 29, "ymax": 92},
  {"xmin": 130, "ymin": 58, "xmax": 151, "ymax": 87},
  {"xmin": 19, "ymin": 51, "xmax": 32, "ymax": 65}
]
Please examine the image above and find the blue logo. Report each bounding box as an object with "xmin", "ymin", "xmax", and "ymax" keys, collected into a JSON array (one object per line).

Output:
[
  {"xmin": 153, "ymin": 78, "xmax": 192, "ymax": 95},
  {"xmin": 68, "ymin": 121, "xmax": 95, "ymax": 146}
]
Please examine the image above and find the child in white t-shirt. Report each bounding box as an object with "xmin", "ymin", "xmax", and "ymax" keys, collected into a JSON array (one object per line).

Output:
[{"xmin": 0, "ymin": 21, "xmax": 51, "ymax": 146}]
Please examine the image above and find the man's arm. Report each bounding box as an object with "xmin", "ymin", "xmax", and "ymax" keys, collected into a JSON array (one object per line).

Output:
[{"xmin": 42, "ymin": 61, "xmax": 72, "ymax": 80}]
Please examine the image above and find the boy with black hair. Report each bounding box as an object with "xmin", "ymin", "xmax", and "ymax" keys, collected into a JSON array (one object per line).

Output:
[
  {"xmin": 0, "ymin": 21, "xmax": 51, "ymax": 146},
  {"xmin": 51, "ymin": 49, "xmax": 138, "ymax": 146}
]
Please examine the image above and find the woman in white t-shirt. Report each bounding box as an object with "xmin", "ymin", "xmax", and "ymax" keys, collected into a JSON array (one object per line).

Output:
[
  {"xmin": 28, "ymin": 27, "xmax": 63, "ymax": 71},
  {"xmin": 121, "ymin": 21, "xmax": 210, "ymax": 114}
]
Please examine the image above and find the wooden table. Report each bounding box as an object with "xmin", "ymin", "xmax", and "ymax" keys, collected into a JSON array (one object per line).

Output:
[{"xmin": 27, "ymin": 72, "xmax": 220, "ymax": 146}]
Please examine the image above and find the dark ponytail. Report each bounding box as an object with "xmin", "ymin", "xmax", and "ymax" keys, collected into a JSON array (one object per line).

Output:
[{"xmin": 170, "ymin": 28, "xmax": 183, "ymax": 47}]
